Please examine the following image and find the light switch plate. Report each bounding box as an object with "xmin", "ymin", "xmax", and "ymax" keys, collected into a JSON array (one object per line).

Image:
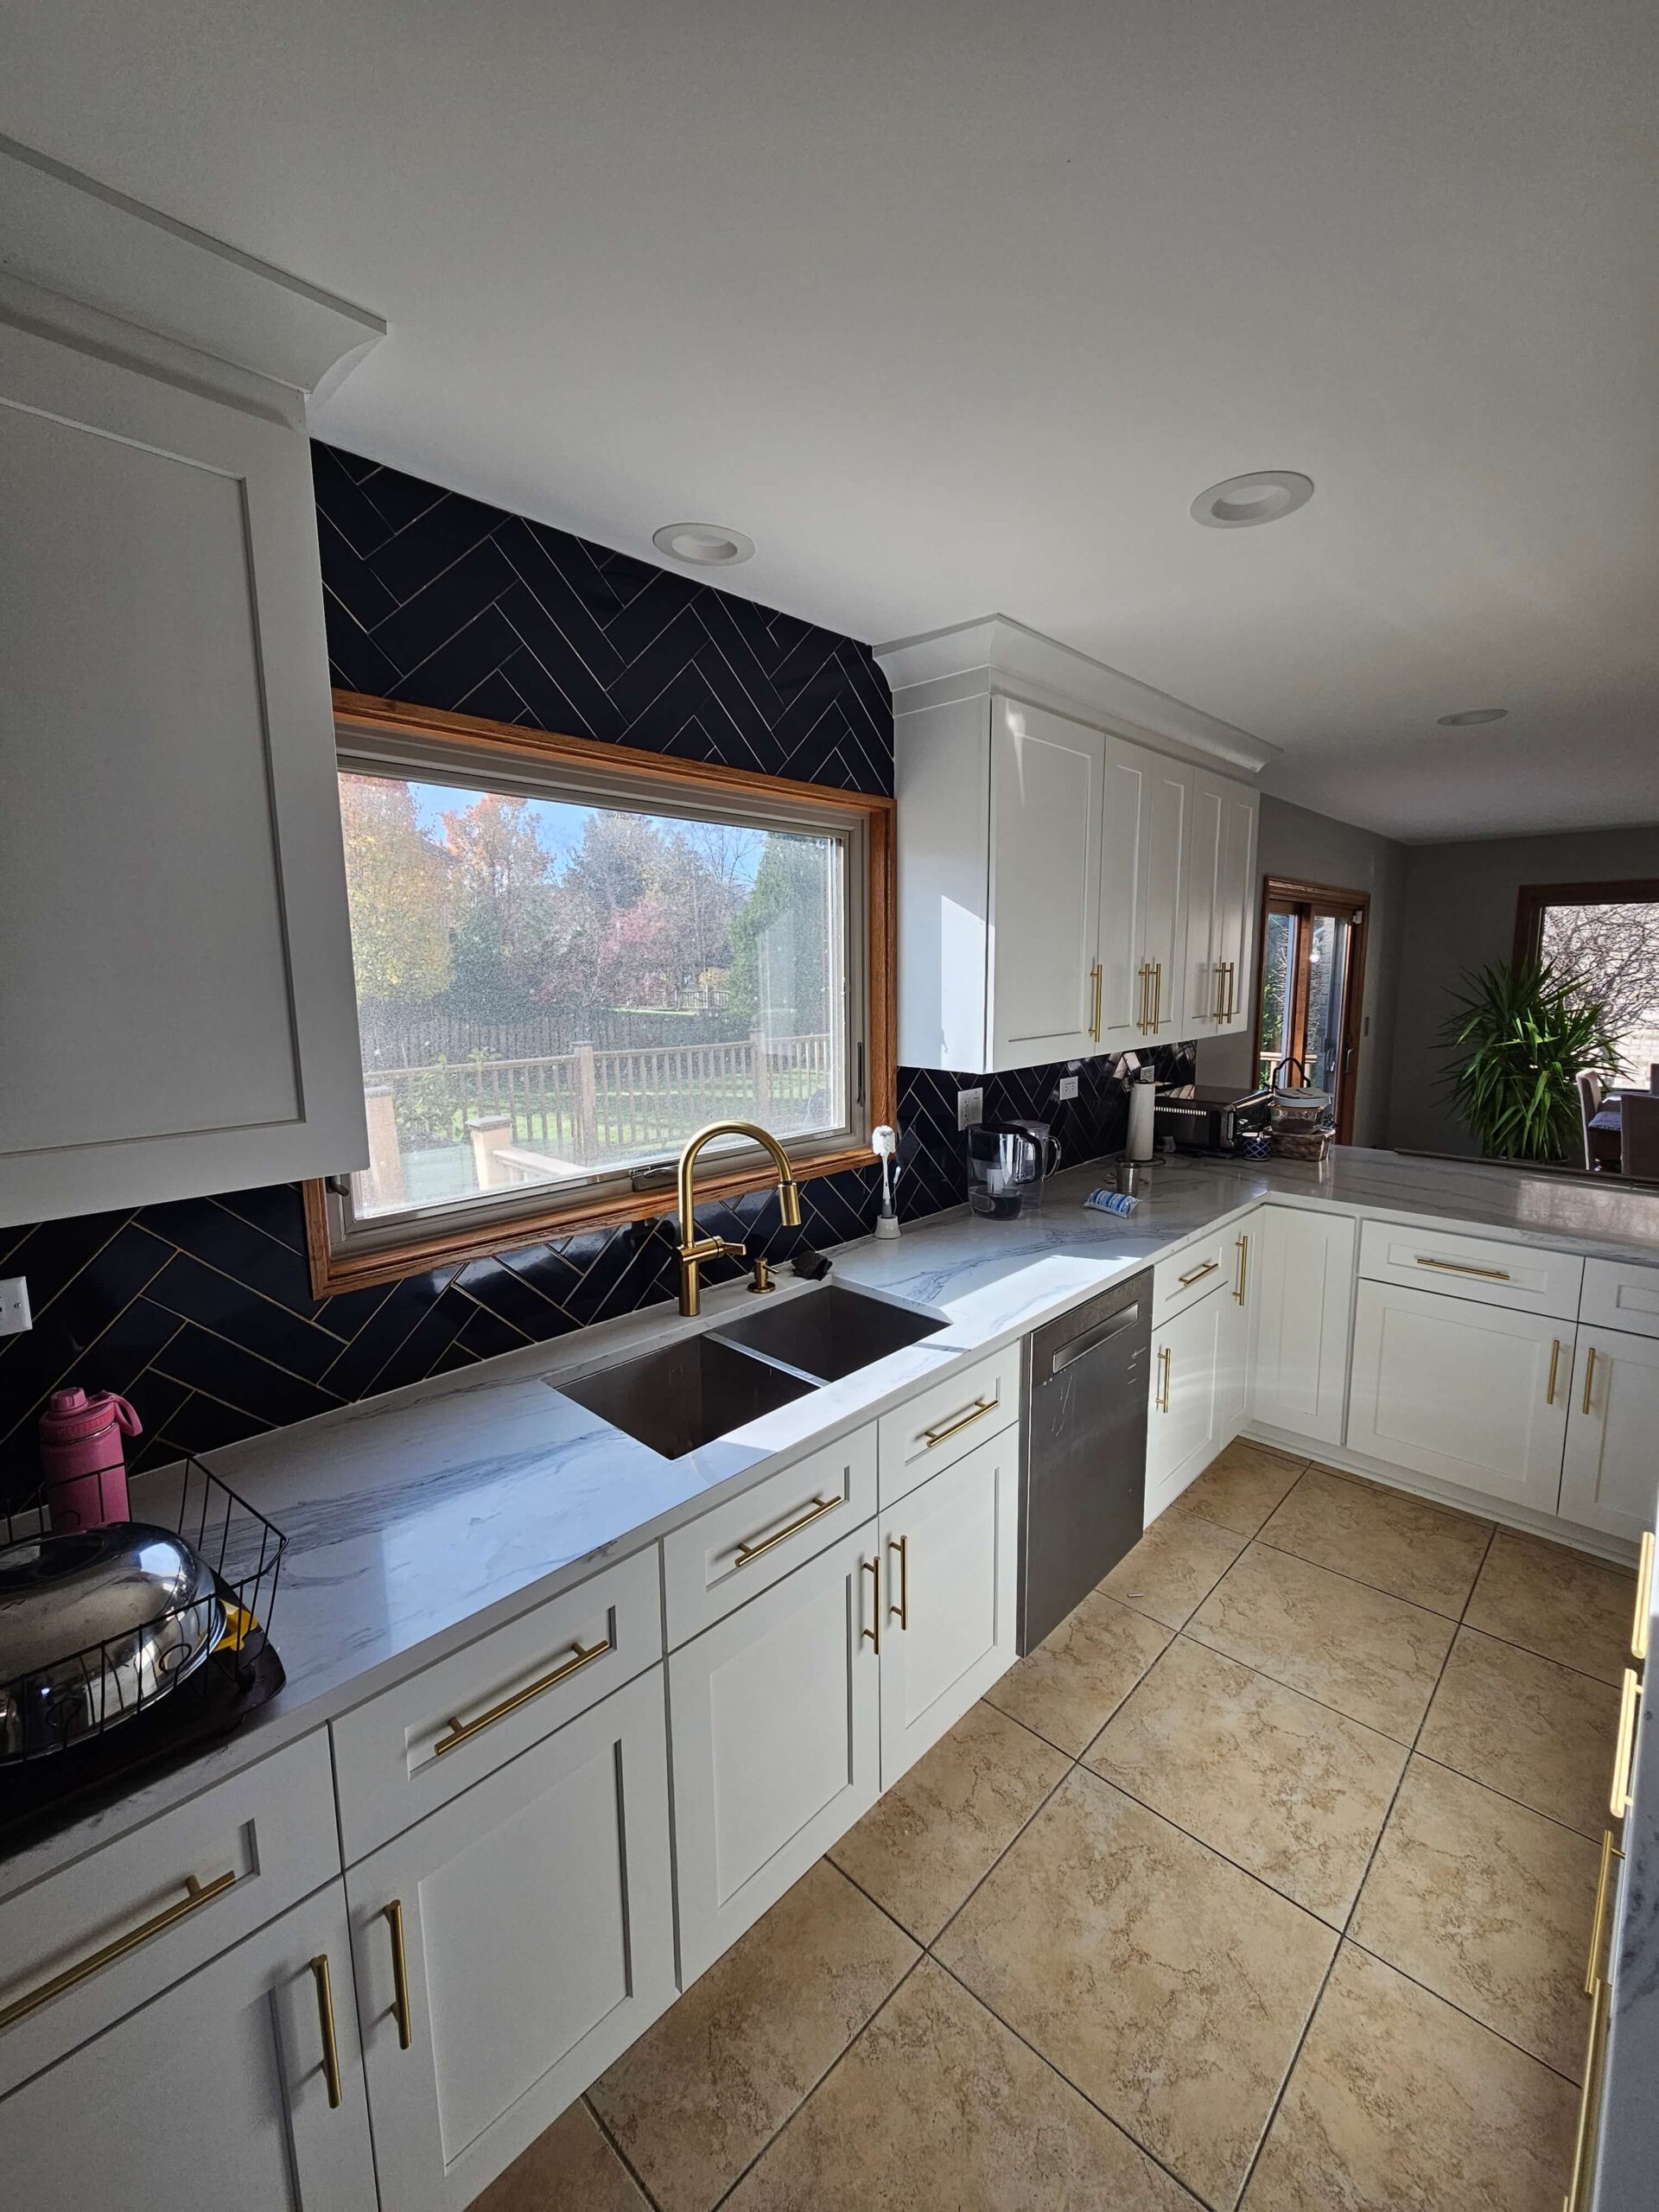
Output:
[
  {"xmin": 1057, "ymin": 1075, "xmax": 1079, "ymax": 1101},
  {"xmin": 0, "ymin": 1277, "xmax": 31, "ymax": 1336},
  {"xmin": 957, "ymin": 1086, "xmax": 984, "ymax": 1131}
]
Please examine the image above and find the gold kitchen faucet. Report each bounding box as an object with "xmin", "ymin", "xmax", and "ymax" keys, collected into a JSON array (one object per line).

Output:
[{"xmin": 673, "ymin": 1121, "xmax": 801, "ymax": 1316}]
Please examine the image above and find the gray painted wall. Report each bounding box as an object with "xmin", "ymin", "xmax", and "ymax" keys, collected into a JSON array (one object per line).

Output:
[
  {"xmin": 1196, "ymin": 793, "xmax": 1408, "ymax": 1148},
  {"xmin": 1387, "ymin": 824, "xmax": 1659, "ymax": 1156}
]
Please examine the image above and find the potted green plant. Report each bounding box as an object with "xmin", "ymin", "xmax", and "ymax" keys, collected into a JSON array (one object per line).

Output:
[{"xmin": 1440, "ymin": 959, "xmax": 1622, "ymax": 1162}]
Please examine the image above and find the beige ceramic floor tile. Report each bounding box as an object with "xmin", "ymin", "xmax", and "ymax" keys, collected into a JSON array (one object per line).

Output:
[
  {"xmin": 1464, "ymin": 1529, "xmax": 1636, "ymax": 1683},
  {"xmin": 830, "ymin": 1700, "xmax": 1070, "ymax": 1941},
  {"xmin": 588, "ymin": 1861, "xmax": 918, "ymax": 2212},
  {"xmin": 1187, "ymin": 1542, "xmax": 1456, "ymax": 1741},
  {"xmin": 1164, "ymin": 1438, "xmax": 1307, "ymax": 1537},
  {"xmin": 1084, "ymin": 1636, "xmax": 1408, "ymax": 1923},
  {"xmin": 1258, "ymin": 1465, "xmax": 1492, "ymax": 1618},
  {"xmin": 1350, "ymin": 1756, "xmax": 1599, "ymax": 2077},
  {"xmin": 724, "ymin": 1957, "xmax": 1200, "ymax": 2211},
  {"xmin": 937, "ymin": 1768, "xmax": 1335, "ymax": 2210},
  {"xmin": 1098, "ymin": 1511, "xmax": 1250, "ymax": 1629},
  {"xmin": 466, "ymin": 2100, "xmax": 648, "ymax": 2212},
  {"xmin": 1419, "ymin": 1625, "xmax": 1622, "ymax": 1836},
  {"xmin": 983, "ymin": 1592, "xmax": 1171, "ymax": 1755},
  {"xmin": 1241, "ymin": 1943, "xmax": 1577, "ymax": 2212}
]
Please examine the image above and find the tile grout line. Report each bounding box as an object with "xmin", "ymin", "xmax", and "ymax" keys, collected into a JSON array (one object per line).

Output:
[{"xmin": 582, "ymin": 2091, "xmax": 667, "ymax": 2212}]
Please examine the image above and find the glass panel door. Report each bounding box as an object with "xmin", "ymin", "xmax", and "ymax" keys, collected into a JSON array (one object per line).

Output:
[{"xmin": 1255, "ymin": 881, "xmax": 1368, "ymax": 1142}]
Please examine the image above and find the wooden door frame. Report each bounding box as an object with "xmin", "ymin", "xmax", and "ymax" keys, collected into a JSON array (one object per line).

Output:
[{"xmin": 1250, "ymin": 876, "xmax": 1370, "ymax": 1147}]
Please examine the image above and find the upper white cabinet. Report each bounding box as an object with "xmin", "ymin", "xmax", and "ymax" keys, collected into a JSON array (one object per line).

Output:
[
  {"xmin": 1251, "ymin": 1205, "xmax": 1356, "ymax": 1445},
  {"xmin": 0, "ymin": 154, "xmax": 383, "ymax": 1226},
  {"xmin": 881, "ymin": 621, "xmax": 1265, "ymax": 1071}
]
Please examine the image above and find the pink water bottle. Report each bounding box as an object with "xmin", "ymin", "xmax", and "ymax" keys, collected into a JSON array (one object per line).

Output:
[{"xmin": 38, "ymin": 1389, "xmax": 142, "ymax": 1532}]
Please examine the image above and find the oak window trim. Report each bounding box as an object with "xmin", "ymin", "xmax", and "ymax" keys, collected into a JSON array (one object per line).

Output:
[
  {"xmin": 305, "ymin": 690, "xmax": 896, "ymax": 1298},
  {"xmin": 1511, "ymin": 879, "xmax": 1659, "ymax": 971}
]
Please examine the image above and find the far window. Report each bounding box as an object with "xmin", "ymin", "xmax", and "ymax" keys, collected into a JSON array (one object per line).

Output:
[
  {"xmin": 1516, "ymin": 880, "xmax": 1659, "ymax": 1082},
  {"xmin": 310, "ymin": 703, "xmax": 893, "ymax": 1291}
]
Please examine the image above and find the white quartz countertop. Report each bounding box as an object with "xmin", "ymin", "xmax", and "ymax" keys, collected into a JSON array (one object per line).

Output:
[{"xmin": 10, "ymin": 1145, "xmax": 1659, "ymax": 1901}]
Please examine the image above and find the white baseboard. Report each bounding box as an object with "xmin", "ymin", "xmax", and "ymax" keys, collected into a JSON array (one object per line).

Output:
[{"xmin": 1241, "ymin": 1420, "xmax": 1638, "ymax": 1567}]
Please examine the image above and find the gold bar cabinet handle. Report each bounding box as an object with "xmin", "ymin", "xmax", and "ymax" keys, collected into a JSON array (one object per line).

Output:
[
  {"xmin": 1135, "ymin": 963, "xmax": 1151, "ymax": 1034},
  {"xmin": 433, "ymin": 1636, "xmax": 612, "ymax": 1758},
  {"xmin": 861, "ymin": 1554, "xmax": 881, "ymax": 1654},
  {"xmin": 1565, "ymin": 1973, "xmax": 1610, "ymax": 2212},
  {"xmin": 1547, "ymin": 1339, "xmax": 1562, "ymax": 1406},
  {"xmin": 1634, "ymin": 1529, "xmax": 1654, "ymax": 1665},
  {"xmin": 1611, "ymin": 1665, "xmax": 1640, "ymax": 1819},
  {"xmin": 1225, "ymin": 961, "xmax": 1237, "ymax": 1022},
  {"xmin": 0, "ymin": 1867, "xmax": 238, "ymax": 2036},
  {"xmin": 1152, "ymin": 961, "xmax": 1162, "ymax": 1032},
  {"xmin": 1178, "ymin": 1259, "xmax": 1219, "ymax": 1288},
  {"xmin": 1582, "ymin": 1345, "xmax": 1599, "ymax": 1419},
  {"xmin": 384, "ymin": 1899, "xmax": 413, "ymax": 2051},
  {"xmin": 921, "ymin": 1396, "xmax": 995, "ymax": 1449},
  {"xmin": 734, "ymin": 1493, "xmax": 841, "ymax": 1567},
  {"xmin": 1213, "ymin": 965, "xmax": 1229, "ymax": 1023},
  {"xmin": 1156, "ymin": 1344, "xmax": 1172, "ymax": 1414},
  {"xmin": 1089, "ymin": 960, "xmax": 1103, "ymax": 1043},
  {"xmin": 889, "ymin": 1533, "xmax": 909, "ymax": 1628},
  {"xmin": 309, "ymin": 1953, "xmax": 343, "ymax": 2110},
  {"xmin": 1234, "ymin": 1235, "xmax": 1249, "ymax": 1306},
  {"xmin": 1585, "ymin": 1830, "xmax": 1624, "ymax": 1998},
  {"xmin": 1414, "ymin": 1254, "xmax": 1510, "ymax": 1281}
]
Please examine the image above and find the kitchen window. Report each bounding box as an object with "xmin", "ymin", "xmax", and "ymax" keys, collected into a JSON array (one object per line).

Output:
[
  {"xmin": 1253, "ymin": 876, "xmax": 1370, "ymax": 1144},
  {"xmin": 307, "ymin": 697, "xmax": 894, "ymax": 1294},
  {"xmin": 1514, "ymin": 879, "xmax": 1659, "ymax": 1083}
]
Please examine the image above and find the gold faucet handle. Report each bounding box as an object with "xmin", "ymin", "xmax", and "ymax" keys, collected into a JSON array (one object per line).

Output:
[{"xmin": 748, "ymin": 1255, "xmax": 775, "ymax": 1294}]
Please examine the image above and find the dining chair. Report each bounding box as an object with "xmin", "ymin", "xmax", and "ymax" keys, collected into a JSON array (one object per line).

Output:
[
  {"xmin": 1577, "ymin": 1071, "xmax": 1605, "ymax": 1172},
  {"xmin": 1620, "ymin": 1093, "xmax": 1659, "ymax": 1181}
]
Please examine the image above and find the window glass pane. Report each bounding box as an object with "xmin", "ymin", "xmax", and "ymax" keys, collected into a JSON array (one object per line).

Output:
[
  {"xmin": 1258, "ymin": 909, "xmax": 1296, "ymax": 1085},
  {"xmin": 1301, "ymin": 913, "xmax": 1350, "ymax": 1096},
  {"xmin": 1540, "ymin": 900, "xmax": 1659, "ymax": 1084},
  {"xmin": 339, "ymin": 772, "xmax": 849, "ymax": 1219}
]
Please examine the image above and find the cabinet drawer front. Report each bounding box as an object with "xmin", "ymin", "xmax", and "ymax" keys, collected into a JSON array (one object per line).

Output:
[
  {"xmin": 664, "ymin": 1425, "xmax": 877, "ymax": 1647},
  {"xmin": 0, "ymin": 1728, "xmax": 338, "ymax": 2099},
  {"xmin": 332, "ymin": 1548, "xmax": 662, "ymax": 1865},
  {"xmin": 1154, "ymin": 1231, "xmax": 1234, "ymax": 1322},
  {"xmin": 1580, "ymin": 1258, "xmax": 1659, "ymax": 1341},
  {"xmin": 878, "ymin": 1344, "xmax": 1020, "ymax": 1503},
  {"xmin": 1357, "ymin": 1219, "xmax": 1582, "ymax": 1319}
]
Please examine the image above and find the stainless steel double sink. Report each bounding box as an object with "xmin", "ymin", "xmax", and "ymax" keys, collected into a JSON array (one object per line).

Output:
[{"xmin": 556, "ymin": 1285, "xmax": 944, "ymax": 1459}]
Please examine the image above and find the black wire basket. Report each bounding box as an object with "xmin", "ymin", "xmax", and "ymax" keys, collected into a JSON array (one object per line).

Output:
[{"xmin": 0, "ymin": 1455, "xmax": 287, "ymax": 1770}]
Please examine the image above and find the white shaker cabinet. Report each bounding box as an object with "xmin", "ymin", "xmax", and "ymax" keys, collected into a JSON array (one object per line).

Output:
[
  {"xmin": 0, "ymin": 308, "xmax": 366, "ymax": 1225},
  {"xmin": 1347, "ymin": 1281, "xmax": 1571, "ymax": 1515},
  {"xmin": 1184, "ymin": 771, "xmax": 1260, "ymax": 1041},
  {"xmin": 988, "ymin": 698, "xmax": 1105, "ymax": 1065},
  {"xmin": 1250, "ymin": 1206, "xmax": 1356, "ymax": 1446},
  {"xmin": 3, "ymin": 1881, "xmax": 377, "ymax": 2212},
  {"xmin": 1136, "ymin": 752, "xmax": 1192, "ymax": 1043},
  {"xmin": 1146, "ymin": 1282, "xmax": 1229, "ymax": 1522},
  {"xmin": 1217, "ymin": 1217, "xmax": 1258, "ymax": 1441},
  {"xmin": 1560, "ymin": 1326, "xmax": 1659, "ymax": 1543},
  {"xmin": 348, "ymin": 1668, "xmax": 676, "ymax": 2212},
  {"xmin": 878, "ymin": 1429, "xmax": 1019, "ymax": 1783}
]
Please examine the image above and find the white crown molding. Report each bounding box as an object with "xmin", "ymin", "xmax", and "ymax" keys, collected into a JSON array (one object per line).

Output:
[
  {"xmin": 874, "ymin": 613, "xmax": 1279, "ymax": 776},
  {"xmin": 0, "ymin": 135, "xmax": 385, "ymax": 396}
]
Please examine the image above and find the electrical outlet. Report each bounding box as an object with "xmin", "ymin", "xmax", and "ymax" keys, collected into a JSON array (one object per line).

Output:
[
  {"xmin": 1057, "ymin": 1075, "xmax": 1079, "ymax": 1101},
  {"xmin": 957, "ymin": 1086, "xmax": 984, "ymax": 1131},
  {"xmin": 0, "ymin": 1277, "xmax": 31, "ymax": 1337}
]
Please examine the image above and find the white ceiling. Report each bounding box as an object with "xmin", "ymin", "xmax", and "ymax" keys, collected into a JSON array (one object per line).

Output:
[{"xmin": 4, "ymin": 1, "xmax": 1656, "ymax": 843}]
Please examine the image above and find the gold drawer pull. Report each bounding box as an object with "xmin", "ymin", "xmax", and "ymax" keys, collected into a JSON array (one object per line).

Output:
[
  {"xmin": 433, "ymin": 1636, "xmax": 611, "ymax": 1757},
  {"xmin": 734, "ymin": 1492, "xmax": 842, "ymax": 1567},
  {"xmin": 889, "ymin": 1533, "xmax": 910, "ymax": 1629},
  {"xmin": 1611, "ymin": 1666, "xmax": 1641, "ymax": 1819},
  {"xmin": 1414, "ymin": 1255, "xmax": 1510, "ymax": 1281},
  {"xmin": 1585, "ymin": 1830, "xmax": 1624, "ymax": 1997},
  {"xmin": 1179, "ymin": 1260, "xmax": 1219, "ymax": 1288},
  {"xmin": 1583, "ymin": 1344, "xmax": 1599, "ymax": 1419},
  {"xmin": 1547, "ymin": 1338, "xmax": 1562, "ymax": 1405},
  {"xmin": 1234, "ymin": 1235, "xmax": 1249, "ymax": 1306},
  {"xmin": 0, "ymin": 1867, "xmax": 237, "ymax": 2035},
  {"xmin": 384, "ymin": 1899, "xmax": 413, "ymax": 2050},
  {"xmin": 1565, "ymin": 1973, "xmax": 1610, "ymax": 2212},
  {"xmin": 861, "ymin": 1554, "xmax": 881, "ymax": 1654},
  {"xmin": 921, "ymin": 1396, "xmax": 996, "ymax": 1449},
  {"xmin": 1634, "ymin": 1530, "xmax": 1654, "ymax": 1665},
  {"xmin": 309, "ymin": 1953, "xmax": 343, "ymax": 2110}
]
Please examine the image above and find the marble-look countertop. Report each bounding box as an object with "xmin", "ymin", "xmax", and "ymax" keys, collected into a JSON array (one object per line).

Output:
[{"xmin": 10, "ymin": 1145, "xmax": 1659, "ymax": 1910}]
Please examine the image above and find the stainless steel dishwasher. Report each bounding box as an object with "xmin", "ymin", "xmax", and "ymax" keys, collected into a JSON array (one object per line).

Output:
[{"xmin": 1019, "ymin": 1271, "xmax": 1151, "ymax": 1653}]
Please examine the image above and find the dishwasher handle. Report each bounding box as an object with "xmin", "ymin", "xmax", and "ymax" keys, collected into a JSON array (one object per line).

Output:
[{"xmin": 1042, "ymin": 1304, "xmax": 1142, "ymax": 1382}]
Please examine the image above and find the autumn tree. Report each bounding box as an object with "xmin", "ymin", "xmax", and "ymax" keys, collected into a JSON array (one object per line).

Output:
[{"xmin": 338, "ymin": 774, "xmax": 454, "ymax": 1002}]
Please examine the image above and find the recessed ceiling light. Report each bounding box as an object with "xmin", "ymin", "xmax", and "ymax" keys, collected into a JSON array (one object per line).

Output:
[
  {"xmin": 1190, "ymin": 471, "xmax": 1315, "ymax": 529},
  {"xmin": 1436, "ymin": 707, "xmax": 1509, "ymax": 727},
  {"xmin": 652, "ymin": 522, "xmax": 755, "ymax": 566}
]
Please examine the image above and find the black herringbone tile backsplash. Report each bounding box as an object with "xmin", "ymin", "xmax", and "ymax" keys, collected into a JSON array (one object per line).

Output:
[{"xmin": 0, "ymin": 447, "xmax": 1190, "ymax": 1491}]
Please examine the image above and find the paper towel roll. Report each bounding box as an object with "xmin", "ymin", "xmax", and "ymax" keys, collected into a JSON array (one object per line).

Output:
[{"xmin": 1127, "ymin": 1074, "xmax": 1156, "ymax": 1163}]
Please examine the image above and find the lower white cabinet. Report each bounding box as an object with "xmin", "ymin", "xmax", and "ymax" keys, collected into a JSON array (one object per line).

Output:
[
  {"xmin": 1347, "ymin": 1280, "xmax": 1571, "ymax": 1514},
  {"xmin": 670, "ymin": 1518, "xmax": 882, "ymax": 1986},
  {"xmin": 1251, "ymin": 1206, "xmax": 1357, "ymax": 1445},
  {"xmin": 4, "ymin": 1880, "xmax": 377, "ymax": 2212},
  {"xmin": 878, "ymin": 1430, "xmax": 1019, "ymax": 1784},
  {"xmin": 348, "ymin": 1668, "xmax": 675, "ymax": 2212},
  {"xmin": 1560, "ymin": 1326, "xmax": 1659, "ymax": 1541},
  {"xmin": 1217, "ymin": 1220, "xmax": 1256, "ymax": 1440},
  {"xmin": 1146, "ymin": 1286, "xmax": 1227, "ymax": 1522}
]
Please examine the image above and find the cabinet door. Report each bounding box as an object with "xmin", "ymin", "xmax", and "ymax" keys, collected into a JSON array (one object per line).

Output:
[
  {"xmin": 988, "ymin": 697, "xmax": 1103, "ymax": 1067},
  {"xmin": 1139, "ymin": 755, "xmax": 1191, "ymax": 1042},
  {"xmin": 1185, "ymin": 772, "xmax": 1259, "ymax": 1040},
  {"xmin": 1146, "ymin": 1288, "xmax": 1227, "ymax": 1522},
  {"xmin": 1347, "ymin": 1281, "xmax": 1570, "ymax": 1512},
  {"xmin": 3, "ymin": 1882, "xmax": 376, "ymax": 2212},
  {"xmin": 1251, "ymin": 1206, "xmax": 1357, "ymax": 1446},
  {"xmin": 0, "ymin": 315, "xmax": 365, "ymax": 1226},
  {"xmin": 1560, "ymin": 1327, "xmax": 1659, "ymax": 1541},
  {"xmin": 1217, "ymin": 1218, "xmax": 1258, "ymax": 1441},
  {"xmin": 1096, "ymin": 733, "xmax": 1151, "ymax": 1045},
  {"xmin": 670, "ymin": 1519, "xmax": 881, "ymax": 1986},
  {"xmin": 350, "ymin": 1669, "xmax": 676, "ymax": 2212},
  {"xmin": 879, "ymin": 1430, "xmax": 1019, "ymax": 1784}
]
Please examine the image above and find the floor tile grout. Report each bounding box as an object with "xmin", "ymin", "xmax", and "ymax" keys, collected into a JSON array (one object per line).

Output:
[
  {"xmin": 1338, "ymin": 1934, "xmax": 1585, "ymax": 2089},
  {"xmin": 583, "ymin": 2090, "xmax": 667, "ymax": 2212}
]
